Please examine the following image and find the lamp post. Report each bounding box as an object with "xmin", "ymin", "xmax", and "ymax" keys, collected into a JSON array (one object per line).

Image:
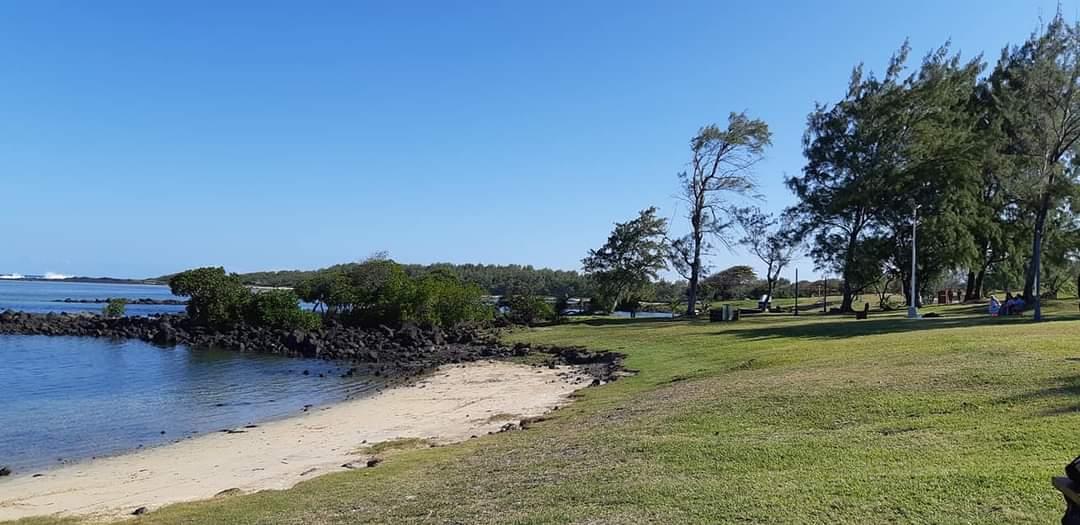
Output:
[
  {"xmin": 823, "ymin": 276, "xmax": 828, "ymax": 313},
  {"xmin": 908, "ymin": 202, "xmax": 921, "ymax": 319}
]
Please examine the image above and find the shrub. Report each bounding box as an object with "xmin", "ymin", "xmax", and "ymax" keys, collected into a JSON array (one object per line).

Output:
[
  {"xmin": 102, "ymin": 298, "xmax": 127, "ymax": 318},
  {"xmin": 412, "ymin": 271, "xmax": 492, "ymax": 327},
  {"xmin": 506, "ymin": 294, "xmax": 555, "ymax": 325},
  {"xmin": 295, "ymin": 270, "xmax": 351, "ymax": 315},
  {"xmin": 245, "ymin": 289, "xmax": 322, "ymax": 331},
  {"xmin": 343, "ymin": 259, "xmax": 416, "ymax": 327},
  {"xmin": 169, "ymin": 267, "xmax": 250, "ymax": 328}
]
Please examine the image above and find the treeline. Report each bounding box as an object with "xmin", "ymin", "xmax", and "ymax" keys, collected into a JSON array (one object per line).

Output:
[
  {"xmin": 228, "ymin": 262, "xmax": 593, "ymax": 298},
  {"xmin": 580, "ymin": 11, "xmax": 1080, "ymax": 319},
  {"xmin": 168, "ymin": 260, "xmax": 493, "ymax": 331},
  {"xmin": 785, "ymin": 13, "xmax": 1080, "ymax": 317}
]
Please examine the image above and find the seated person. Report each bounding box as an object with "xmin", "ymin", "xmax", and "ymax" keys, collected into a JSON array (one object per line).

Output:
[
  {"xmin": 989, "ymin": 295, "xmax": 1001, "ymax": 316},
  {"xmin": 1002, "ymin": 292, "xmax": 1014, "ymax": 315},
  {"xmin": 1010, "ymin": 296, "xmax": 1025, "ymax": 314}
]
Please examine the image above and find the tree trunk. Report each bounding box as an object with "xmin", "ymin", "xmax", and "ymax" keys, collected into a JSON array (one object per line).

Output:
[
  {"xmin": 974, "ymin": 268, "xmax": 986, "ymax": 300},
  {"xmin": 686, "ymin": 204, "xmax": 705, "ymax": 317},
  {"xmin": 1025, "ymin": 193, "xmax": 1051, "ymax": 320},
  {"xmin": 964, "ymin": 271, "xmax": 976, "ymax": 302},
  {"xmin": 687, "ymin": 247, "xmax": 701, "ymax": 316},
  {"xmin": 837, "ymin": 216, "xmax": 865, "ymax": 314},
  {"xmin": 840, "ymin": 279, "xmax": 854, "ymax": 312}
]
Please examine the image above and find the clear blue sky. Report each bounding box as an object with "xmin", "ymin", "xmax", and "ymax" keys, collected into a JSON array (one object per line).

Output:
[{"xmin": 1, "ymin": 0, "xmax": 1076, "ymax": 279}]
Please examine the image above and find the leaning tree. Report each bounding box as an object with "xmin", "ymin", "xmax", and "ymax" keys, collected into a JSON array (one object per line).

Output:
[
  {"xmin": 582, "ymin": 207, "xmax": 669, "ymax": 313},
  {"xmin": 670, "ymin": 113, "xmax": 771, "ymax": 316}
]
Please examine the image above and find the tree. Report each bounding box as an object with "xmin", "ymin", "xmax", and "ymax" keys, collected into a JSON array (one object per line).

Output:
[
  {"xmin": 788, "ymin": 42, "xmax": 984, "ymax": 311},
  {"xmin": 294, "ymin": 270, "xmax": 351, "ymax": 314},
  {"xmin": 169, "ymin": 267, "xmax": 250, "ymax": 327},
  {"xmin": 963, "ymin": 76, "xmax": 1026, "ymax": 301},
  {"xmin": 651, "ymin": 279, "xmax": 688, "ymax": 318},
  {"xmin": 991, "ymin": 12, "xmax": 1080, "ymax": 319},
  {"xmin": 737, "ymin": 208, "xmax": 798, "ymax": 302},
  {"xmin": 504, "ymin": 293, "xmax": 554, "ymax": 325},
  {"xmin": 881, "ymin": 45, "xmax": 984, "ymax": 308},
  {"xmin": 703, "ymin": 265, "xmax": 757, "ymax": 301},
  {"xmin": 343, "ymin": 258, "xmax": 417, "ymax": 327},
  {"xmin": 670, "ymin": 113, "xmax": 771, "ymax": 316},
  {"xmin": 871, "ymin": 267, "xmax": 902, "ymax": 309},
  {"xmin": 412, "ymin": 270, "xmax": 492, "ymax": 327},
  {"xmin": 787, "ymin": 46, "xmax": 908, "ymax": 312},
  {"xmin": 582, "ymin": 207, "xmax": 669, "ymax": 312}
]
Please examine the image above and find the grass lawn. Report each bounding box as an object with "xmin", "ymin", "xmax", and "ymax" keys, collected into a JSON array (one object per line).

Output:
[{"xmin": 10, "ymin": 300, "xmax": 1080, "ymax": 524}]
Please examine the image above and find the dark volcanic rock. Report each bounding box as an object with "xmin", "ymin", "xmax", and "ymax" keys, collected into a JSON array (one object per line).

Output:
[
  {"xmin": 0, "ymin": 311, "xmax": 625, "ymax": 383},
  {"xmin": 0, "ymin": 466, "xmax": 11, "ymax": 477},
  {"xmin": 55, "ymin": 297, "xmax": 187, "ymax": 305}
]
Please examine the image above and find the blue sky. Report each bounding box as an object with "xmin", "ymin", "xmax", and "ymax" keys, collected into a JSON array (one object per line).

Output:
[{"xmin": 1, "ymin": 1, "xmax": 1076, "ymax": 279}]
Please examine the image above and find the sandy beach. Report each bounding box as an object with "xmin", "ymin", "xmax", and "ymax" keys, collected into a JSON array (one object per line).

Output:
[{"xmin": 0, "ymin": 361, "xmax": 586, "ymax": 521}]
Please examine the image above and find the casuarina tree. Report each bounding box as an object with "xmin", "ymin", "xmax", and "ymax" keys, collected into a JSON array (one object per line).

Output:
[
  {"xmin": 670, "ymin": 113, "xmax": 771, "ymax": 316},
  {"xmin": 582, "ymin": 207, "xmax": 669, "ymax": 313},
  {"xmin": 988, "ymin": 11, "xmax": 1080, "ymax": 320}
]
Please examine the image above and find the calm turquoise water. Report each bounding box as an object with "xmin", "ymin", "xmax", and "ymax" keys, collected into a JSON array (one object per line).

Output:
[
  {"xmin": 0, "ymin": 336, "xmax": 381, "ymax": 476},
  {"xmin": 0, "ymin": 281, "xmax": 381, "ymax": 476}
]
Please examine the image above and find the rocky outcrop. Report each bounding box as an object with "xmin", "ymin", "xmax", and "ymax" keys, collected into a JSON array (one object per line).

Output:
[
  {"xmin": 53, "ymin": 297, "xmax": 187, "ymax": 305},
  {"xmin": 0, "ymin": 311, "xmax": 624, "ymax": 382}
]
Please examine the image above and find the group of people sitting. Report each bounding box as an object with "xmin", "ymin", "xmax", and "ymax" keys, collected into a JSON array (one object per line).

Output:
[{"xmin": 989, "ymin": 293, "xmax": 1026, "ymax": 316}]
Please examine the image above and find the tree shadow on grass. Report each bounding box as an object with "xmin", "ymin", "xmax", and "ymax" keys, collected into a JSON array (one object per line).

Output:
[
  {"xmin": 993, "ymin": 375, "xmax": 1080, "ymax": 416},
  {"xmin": 575, "ymin": 316, "xmax": 679, "ymax": 327},
  {"xmin": 720, "ymin": 314, "xmax": 1078, "ymax": 341}
]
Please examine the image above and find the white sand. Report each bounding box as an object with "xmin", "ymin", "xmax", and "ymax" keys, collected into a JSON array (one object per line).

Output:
[{"xmin": 0, "ymin": 361, "xmax": 585, "ymax": 521}]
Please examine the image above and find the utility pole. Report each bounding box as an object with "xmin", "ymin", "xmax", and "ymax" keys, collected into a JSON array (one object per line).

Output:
[
  {"xmin": 908, "ymin": 203, "xmax": 921, "ymax": 319},
  {"xmin": 794, "ymin": 268, "xmax": 799, "ymax": 316}
]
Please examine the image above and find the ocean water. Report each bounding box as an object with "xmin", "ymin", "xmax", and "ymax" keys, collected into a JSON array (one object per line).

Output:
[
  {"xmin": 0, "ymin": 281, "xmax": 381, "ymax": 476},
  {"xmin": 0, "ymin": 280, "xmax": 186, "ymax": 315},
  {"xmin": 0, "ymin": 336, "xmax": 382, "ymax": 476}
]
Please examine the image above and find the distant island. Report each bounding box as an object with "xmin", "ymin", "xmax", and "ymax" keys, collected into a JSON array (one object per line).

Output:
[{"xmin": 0, "ymin": 274, "xmax": 165, "ymax": 285}]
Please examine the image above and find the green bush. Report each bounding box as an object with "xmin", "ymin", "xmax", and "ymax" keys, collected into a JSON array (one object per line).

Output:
[
  {"xmin": 169, "ymin": 267, "xmax": 250, "ymax": 328},
  {"xmin": 245, "ymin": 289, "xmax": 322, "ymax": 331},
  {"xmin": 101, "ymin": 298, "xmax": 127, "ymax": 318},
  {"xmin": 506, "ymin": 294, "xmax": 555, "ymax": 325},
  {"xmin": 294, "ymin": 270, "xmax": 352, "ymax": 314},
  {"xmin": 412, "ymin": 271, "xmax": 492, "ymax": 327},
  {"xmin": 343, "ymin": 259, "xmax": 416, "ymax": 327},
  {"xmin": 171, "ymin": 259, "xmax": 491, "ymax": 332}
]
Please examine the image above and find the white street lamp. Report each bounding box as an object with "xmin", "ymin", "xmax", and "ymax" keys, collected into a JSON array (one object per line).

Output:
[{"xmin": 908, "ymin": 202, "xmax": 921, "ymax": 319}]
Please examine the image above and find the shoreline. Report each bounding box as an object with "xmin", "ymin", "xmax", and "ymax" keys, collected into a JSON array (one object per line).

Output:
[{"xmin": 0, "ymin": 361, "xmax": 590, "ymax": 522}]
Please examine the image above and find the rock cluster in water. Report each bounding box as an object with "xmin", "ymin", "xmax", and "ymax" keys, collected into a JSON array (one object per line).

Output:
[
  {"xmin": 0, "ymin": 311, "xmax": 623, "ymax": 381},
  {"xmin": 52, "ymin": 297, "xmax": 187, "ymax": 305}
]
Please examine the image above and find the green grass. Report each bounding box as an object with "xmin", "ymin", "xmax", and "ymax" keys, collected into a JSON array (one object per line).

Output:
[
  {"xmin": 9, "ymin": 300, "xmax": 1080, "ymax": 524},
  {"xmin": 353, "ymin": 437, "xmax": 436, "ymax": 456}
]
